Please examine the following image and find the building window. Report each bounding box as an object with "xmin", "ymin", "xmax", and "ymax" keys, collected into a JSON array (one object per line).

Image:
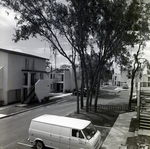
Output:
[
  {"xmin": 40, "ymin": 73, "xmax": 43, "ymax": 79},
  {"xmin": 50, "ymin": 74, "xmax": 53, "ymax": 79},
  {"xmin": 61, "ymin": 74, "xmax": 64, "ymax": 81},
  {"xmin": 24, "ymin": 73, "xmax": 28, "ymax": 85},
  {"xmin": 148, "ymin": 77, "xmax": 150, "ymax": 81},
  {"xmin": 30, "ymin": 59, "xmax": 34, "ymax": 70},
  {"xmin": 25, "ymin": 58, "xmax": 29, "ymax": 69},
  {"xmin": 31, "ymin": 73, "xmax": 35, "ymax": 85},
  {"xmin": 51, "ymin": 84, "xmax": 53, "ymax": 89},
  {"xmin": 53, "ymin": 74, "xmax": 55, "ymax": 79}
]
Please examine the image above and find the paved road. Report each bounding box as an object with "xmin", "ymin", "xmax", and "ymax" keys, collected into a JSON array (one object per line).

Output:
[
  {"xmin": 0, "ymin": 89, "xmax": 129, "ymax": 149},
  {"xmin": 0, "ymin": 100, "xmax": 77, "ymax": 149}
]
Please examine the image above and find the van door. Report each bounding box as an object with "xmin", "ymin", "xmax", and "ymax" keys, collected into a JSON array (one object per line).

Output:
[
  {"xmin": 59, "ymin": 127, "xmax": 71, "ymax": 149},
  {"xmin": 70, "ymin": 129, "xmax": 86, "ymax": 149},
  {"xmin": 50, "ymin": 125, "xmax": 60, "ymax": 148}
]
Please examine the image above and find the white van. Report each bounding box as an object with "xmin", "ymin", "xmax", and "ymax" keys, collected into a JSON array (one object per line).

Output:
[{"xmin": 28, "ymin": 114, "xmax": 101, "ymax": 149}]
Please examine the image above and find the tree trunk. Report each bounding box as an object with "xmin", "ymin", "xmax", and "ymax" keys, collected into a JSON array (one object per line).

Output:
[
  {"xmin": 94, "ymin": 73, "xmax": 101, "ymax": 112},
  {"xmin": 80, "ymin": 76, "xmax": 84, "ymax": 109},
  {"xmin": 72, "ymin": 64, "xmax": 80, "ymax": 114},
  {"xmin": 80, "ymin": 54, "xmax": 89, "ymax": 112},
  {"xmin": 89, "ymin": 88, "xmax": 93, "ymax": 110},
  {"xmin": 128, "ymin": 68, "xmax": 138, "ymax": 110}
]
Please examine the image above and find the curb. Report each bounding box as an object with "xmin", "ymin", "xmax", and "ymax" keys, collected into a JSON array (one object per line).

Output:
[{"xmin": 0, "ymin": 94, "xmax": 72, "ymax": 119}]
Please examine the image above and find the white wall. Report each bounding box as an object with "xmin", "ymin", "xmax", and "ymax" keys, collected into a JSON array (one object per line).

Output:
[
  {"xmin": 0, "ymin": 67, "xmax": 3, "ymax": 89},
  {"xmin": 0, "ymin": 50, "xmax": 47, "ymax": 105},
  {"xmin": 0, "ymin": 52, "xmax": 8, "ymax": 104},
  {"xmin": 7, "ymin": 53, "xmax": 47, "ymax": 89},
  {"xmin": 64, "ymin": 70, "xmax": 71, "ymax": 92},
  {"xmin": 8, "ymin": 53, "xmax": 24, "ymax": 90},
  {"xmin": 35, "ymin": 79, "xmax": 52, "ymax": 102}
]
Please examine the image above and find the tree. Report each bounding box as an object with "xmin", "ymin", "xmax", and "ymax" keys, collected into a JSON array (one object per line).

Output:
[
  {"xmin": 128, "ymin": 42, "xmax": 150, "ymax": 110},
  {"xmin": 1, "ymin": 0, "xmax": 150, "ymax": 113},
  {"xmin": 89, "ymin": 0, "xmax": 150, "ymax": 112},
  {"xmin": 0, "ymin": 0, "xmax": 92, "ymax": 114},
  {"xmin": 127, "ymin": 0, "xmax": 150, "ymax": 110}
]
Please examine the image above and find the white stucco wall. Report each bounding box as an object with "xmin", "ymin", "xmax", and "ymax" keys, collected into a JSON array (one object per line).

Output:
[
  {"xmin": 0, "ymin": 52, "xmax": 8, "ymax": 104},
  {"xmin": 7, "ymin": 53, "xmax": 46, "ymax": 90},
  {"xmin": 34, "ymin": 58, "xmax": 46, "ymax": 71},
  {"xmin": 8, "ymin": 53, "xmax": 24, "ymax": 90},
  {"xmin": 0, "ymin": 49, "xmax": 47, "ymax": 105},
  {"xmin": 0, "ymin": 67, "xmax": 3, "ymax": 89},
  {"xmin": 64, "ymin": 70, "xmax": 71, "ymax": 91}
]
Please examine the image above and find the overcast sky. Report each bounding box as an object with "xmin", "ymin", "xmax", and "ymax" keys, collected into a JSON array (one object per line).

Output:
[
  {"xmin": 0, "ymin": 6, "xmax": 70, "ymax": 68},
  {"xmin": 1, "ymin": 3, "xmax": 150, "ymax": 68}
]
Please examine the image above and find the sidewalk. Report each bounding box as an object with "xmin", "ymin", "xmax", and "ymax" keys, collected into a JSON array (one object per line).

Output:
[
  {"xmin": 101, "ymin": 112, "xmax": 136, "ymax": 149},
  {"xmin": 0, "ymin": 93, "xmax": 72, "ymax": 119}
]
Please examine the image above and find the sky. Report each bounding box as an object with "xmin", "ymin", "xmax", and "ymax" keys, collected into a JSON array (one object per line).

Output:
[
  {"xmin": 1, "ymin": 2, "xmax": 150, "ymax": 69},
  {"xmin": 0, "ymin": 6, "xmax": 69, "ymax": 68}
]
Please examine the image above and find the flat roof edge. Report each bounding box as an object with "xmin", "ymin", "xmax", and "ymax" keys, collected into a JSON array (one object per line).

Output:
[{"xmin": 0, "ymin": 48, "xmax": 49, "ymax": 60}]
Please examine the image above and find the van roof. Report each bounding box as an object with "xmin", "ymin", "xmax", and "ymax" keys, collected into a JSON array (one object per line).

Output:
[{"xmin": 32, "ymin": 114, "xmax": 91, "ymax": 130}]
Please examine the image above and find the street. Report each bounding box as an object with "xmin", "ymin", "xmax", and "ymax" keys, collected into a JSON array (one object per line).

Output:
[
  {"xmin": 0, "ymin": 90, "xmax": 129, "ymax": 149},
  {"xmin": 0, "ymin": 100, "xmax": 77, "ymax": 149}
]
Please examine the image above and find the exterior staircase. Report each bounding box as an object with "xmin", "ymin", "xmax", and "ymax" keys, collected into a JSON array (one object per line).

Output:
[
  {"xmin": 139, "ymin": 102, "xmax": 150, "ymax": 130},
  {"xmin": 22, "ymin": 86, "xmax": 36, "ymax": 104}
]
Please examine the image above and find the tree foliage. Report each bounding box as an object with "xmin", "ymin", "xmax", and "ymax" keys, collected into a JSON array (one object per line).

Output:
[{"xmin": 1, "ymin": 0, "xmax": 150, "ymax": 112}]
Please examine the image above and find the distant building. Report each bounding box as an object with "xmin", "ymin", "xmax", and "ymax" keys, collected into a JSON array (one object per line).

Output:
[
  {"xmin": 0, "ymin": 48, "xmax": 49, "ymax": 105},
  {"xmin": 49, "ymin": 68, "xmax": 81, "ymax": 93},
  {"xmin": 112, "ymin": 66, "xmax": 132, "ymax": 87},
  {"xmin": 112, "ymin": 64, "xmax": 150, "ymax": 91},
  {"xmin": 0, "ymin": 48, "xmax": 82, "ymax": 105},
  {"xmin": 140, "ymin": 65, "xmax": 150, "ymax": 91}
]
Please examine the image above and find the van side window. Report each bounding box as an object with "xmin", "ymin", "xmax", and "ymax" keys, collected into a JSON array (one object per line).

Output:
[
  {"xmin": 72, "ymin": 129, "xmax": 84, "ymax": 139},
  {"xmin": 72, "ymin": 129, "xmax": 78, "ymax": 137}
]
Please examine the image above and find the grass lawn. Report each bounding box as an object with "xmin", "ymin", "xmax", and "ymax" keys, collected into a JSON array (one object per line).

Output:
[
  {"xmin": 67, "ymin": 107, "xmax": 127, "ymax": 144},
  {"xmin": 127, "ymin": 118, "xmax": 150, "ymax": 149},
  {"xmin": 126, "ymin": 135, "xmax": 150, "ymax": 149},
  {"xmin": 66, "ymin": 90, "xmax": 150, "ymax": 148}
]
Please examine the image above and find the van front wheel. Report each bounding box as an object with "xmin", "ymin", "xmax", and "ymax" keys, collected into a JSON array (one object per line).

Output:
[{"xmin": 35, "ymin": 141, "xmax": 44, "ymax": 149}]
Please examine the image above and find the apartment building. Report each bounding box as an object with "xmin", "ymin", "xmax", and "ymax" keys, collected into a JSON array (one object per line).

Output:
[
  {"xmin": 112, "ymin": 70, "xmax": 130, "ymax": 87},
  {"xmin": 112, "ymin": 64, "xmax": 150, "ymax": 91},
  {"xmin": 0, "ymin": 48, "xmax": 49, "ymax": 105},
  {"xmin": 140, "ymin": 66, "xmax": 150, "ymax": 91},
  {"xmin": 49, "ymin": 68, "xmax": 81, "ymax": 93}
]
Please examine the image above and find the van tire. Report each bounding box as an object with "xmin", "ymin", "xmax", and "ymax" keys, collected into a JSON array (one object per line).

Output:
[{"xmin": 35, "ymin": 141, "xmax": 44, "ymax": 149}]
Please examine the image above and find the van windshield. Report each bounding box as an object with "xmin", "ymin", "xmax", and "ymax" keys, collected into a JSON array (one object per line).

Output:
[{"xmin": 82, "ymin": 123, "xmax": 97, "ymax": 140}]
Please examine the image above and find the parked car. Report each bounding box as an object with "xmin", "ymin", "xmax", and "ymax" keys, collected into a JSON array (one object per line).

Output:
[
  {"xmin": 28, "ymin": 114, "xmax": 101, "ymax": 149},
  {"xmin": 73, "ymin": 88, "xmax": 87, "ymax": 97},
  {"xmin": 122, "ymin": 83, "xmax": 129, "ymax": 89},
  {"xmin": 131, "ymin": 93, "xmax": 137, "ymax": 103}
]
